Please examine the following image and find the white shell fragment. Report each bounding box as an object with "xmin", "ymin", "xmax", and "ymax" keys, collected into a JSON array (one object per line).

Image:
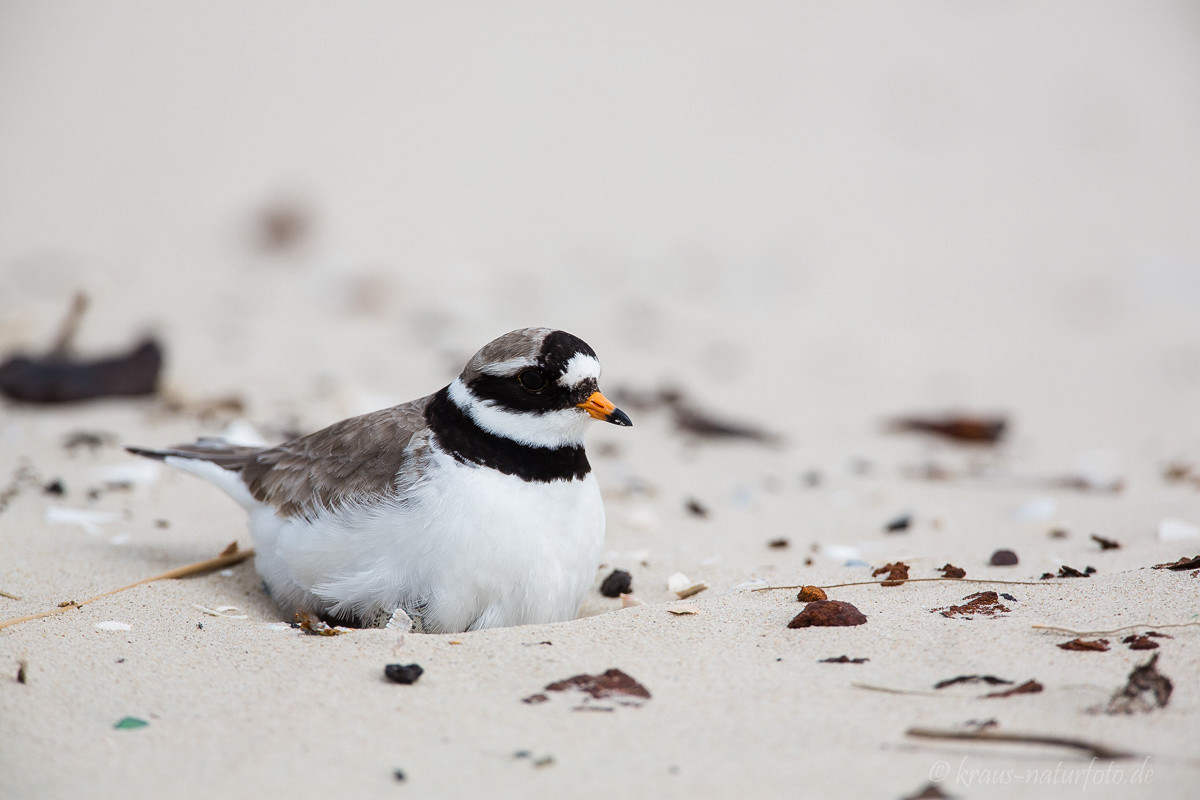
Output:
[
  {"xmin": 45, "ymin": 506, "xmax": 118, "ymax": 536},
  {"xmin": 191, "ymin": 604, "xmax": 248, "ymax": 619},
  {"xmin": 385, "ymin": 607, "xmax": 415, "ymax": 631},
  {"xmin": 666, "ymin": 572, "xmax": 691, "ymax": 593},
  {"xmin": 1158, "ymin": 517, "xmax": 1200, "ymax": 541},
  {"xmin": 620, "ymin": 593, "xmax": 645, "ymax": 608},
  {"xmin": 95, "ymin": 621, "xmax": 131, "ymax": 631},
  {"xmin": 1013, "ymin": 496, "xmax": 1058, "ymax": 522}
]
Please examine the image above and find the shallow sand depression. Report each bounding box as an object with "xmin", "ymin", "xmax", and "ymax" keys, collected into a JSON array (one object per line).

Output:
[{"xmin": 2, "ymin": 3, "xmax": 1200, "ymax": 798}]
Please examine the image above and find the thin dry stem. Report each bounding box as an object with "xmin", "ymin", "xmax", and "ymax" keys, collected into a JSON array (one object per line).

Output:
[
  {"xmin": 0, "ymin": 546, "xmax": 255, "ymax": 632},
  {"xmin": 1032, "ymin": 621, "xmax": 1200, "ymax": 637},
  {"xmin": 906, "ymin": 727, "xmax": 1135, "ymax": 761},
  {"xmin": 752, "ymin": 576, "xmax": 1049, "ymax": 593}
]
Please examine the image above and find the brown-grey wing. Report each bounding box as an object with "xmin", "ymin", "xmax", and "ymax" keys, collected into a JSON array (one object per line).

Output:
[{"xmin": 240, "ymin": 396, "xmax": 433, "ymax": 519}]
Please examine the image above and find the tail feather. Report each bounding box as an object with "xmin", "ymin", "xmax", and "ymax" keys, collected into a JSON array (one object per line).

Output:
[
  {"xmin": 127, "ymin": 440, "xmax": 263, "ymax": 510},
  {"xmin": 125, "ymin": 440, "xmax": 262, "ymax": 471}
]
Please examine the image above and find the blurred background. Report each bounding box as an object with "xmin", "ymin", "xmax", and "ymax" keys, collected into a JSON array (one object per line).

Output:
[{"xmin": 2, "ymin": 1, "xmax": 1199, "ymax": 453}]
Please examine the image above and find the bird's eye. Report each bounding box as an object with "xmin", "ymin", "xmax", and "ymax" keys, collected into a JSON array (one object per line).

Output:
[{"xmin": 517, "ymin": 370, "xmax": 547, "ymax": 391}]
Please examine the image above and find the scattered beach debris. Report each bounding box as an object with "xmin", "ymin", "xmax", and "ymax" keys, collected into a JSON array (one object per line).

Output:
[
  {"xmin": 900, "ymin": 781, "xmax": 954, "ymax": 800},
  {"xmin": 63, "ymin": 430, "xmax": 118, "ymax": 452},
  {"xmin": 888, "ymin": 413, "xmax": 1007, "ymax": 445},
  {"xmin": 938, "ymin": 564, "xmax": 966, "ymax": 579},
  {"xmin": 796, "ymin": 586, "xmax": 827, "ymax": 602},
  {"xmin": 384, "ymin": 663, "xmax": 424, "ymax": 685},
  {"xmin": 1103, "ymin": 654, "xmax": 1172, "ymax": 714},
  {"xmin": 1040, "ymin": 565, "xmax": 1094, "ymax": 580},
  {"xmin": 1158, "ymin": 518, "xmax": 1200, "ymax": 541},
  {"xmin": 984, "ymin": 679, "xmax": 1044, "ymax": 698},
  {"xmin": 42, "ymin": 479, "xmax": 65, "ymax": 496},
  {"xmin": 872, "ymin": 561, "xmax": 910, "ymax": 586},
  {"xmin": 684, "ymin": 498, "xmax": 709, "ymax": 517},
  {"xmin": 17, "ymin": 661, "xmax": 28, "ymax": 684},
  {"xmin": 385, "ymin": 607, "xmax": 415, "ymax": 632},
  {"xmin": 989, "ymin": 549, "xmax": 1018, "ymax": 566},
  {"xmin": 44, "ymin": 506, "xmax": 118, "ymax": 536},
  {"xmin": 665, "ymin": 604, "xmax": 699, "ymax": 615},
  {"xmin": 905, "ymin": 727, "xmax": 1134, "ymax": 760},
  {"xmin": 884, "ymin": 513, "xmax": 911, "ymax": 533},
  {"xmin": 1164, "ymin": 462, "xmax": 1200, "ymax": 488},
  {"xmin": 113, "ymin": 716, "xmax": 149, "ymax": 730},
  {"xmin": 1122, "ymin": 634, "xmax": 1159, "ymax": 651},
  {"xmin": 936, "ymin": 591, "xmax": 1010, "ymax": 619},
  {"xmin": 0, "ymin": 294, "xmax": 162, "ymax": 403},
  {"xmin": 933, "ymin": 675, "xmax": 1013, "ymax": 690},
  {"xmin": 1090, "ymin": 534, "xmax": 1121, "ymax": 550},
  {"xmin": 256, "ymin": 196, "xmax": 314, "ymax": 252},
  {"xmin": 0, "ymin": 465, "xmax": 38, "ymax": 515},
  {"xmin": 1152, "ymin": 555, "xmax": 1200, "ymax": 571},
  {"xmin": 1058, "ymin": 638, "xmax": 1110, "ymax": 652},
  {"xmin": 767, "ymin": 538, "xmax": 790, "ymax": 549},
  {"xmin": 523, "ymin": 668, "xmax": 651, "ymax": 709},
  {"xmin": 820, "ymin": 655, "xmax": 868, "ymax": 664},
  {"xmin": 619, "ymin": 593, "xmax": 645, "ymax": 608},
  {"xmin": 94, "ymin": 621, "xmax": 131, "ymax": 631},
  {"xmin": 599, "ymin": 569, "xmax": 633, "ymax": 598},
  {"xmin": 616, "ymin": 386, "xmax": 779, "ymax": 444},
  {"xmin": 293, "ymin": 613, "xmax": 345, "ymax": 636},
  {"xmin": 788, "ymin": 600, "xmax": 867, "ymax": 628},
  {"xmin": 1013, "ymin": 496, "xmax": 1057, "ymax": 522},
  {"xmin": 190, "ymin": 604, "xmax": 247, "ymax": 619},
  {"xmin": 666, "ymin": 572, "xmax": 707, "ymax": 599}
]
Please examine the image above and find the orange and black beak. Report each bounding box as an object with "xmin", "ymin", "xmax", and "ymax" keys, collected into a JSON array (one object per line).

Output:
[{"xmin": 577, "ymin": 391, "xmax": 633, "ymax": 427}]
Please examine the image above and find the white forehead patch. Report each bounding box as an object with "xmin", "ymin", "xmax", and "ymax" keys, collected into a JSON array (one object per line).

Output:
[
  {"xmin": 557, "ymin": 353, "xmax": 601, "ymax": 389},
  {"xmin": 478, "ymin": 356, "xmax": 539, "ymax": 377}
]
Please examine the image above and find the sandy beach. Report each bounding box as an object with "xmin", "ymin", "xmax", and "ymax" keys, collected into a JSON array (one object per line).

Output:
[{"xmin": 2, "ymin": 3, "xmax": 1199, "ymax": 798}]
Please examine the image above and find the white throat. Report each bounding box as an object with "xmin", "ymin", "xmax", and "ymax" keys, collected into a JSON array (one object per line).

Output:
[{"xmin": 448, "ymin": 378, "xmax": 590, "ymax": 449}]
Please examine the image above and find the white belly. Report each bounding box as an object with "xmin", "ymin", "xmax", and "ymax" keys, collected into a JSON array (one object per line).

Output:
[{"xmin": 248, "ymin": 452, "xmax": 606, "ymax": 633}]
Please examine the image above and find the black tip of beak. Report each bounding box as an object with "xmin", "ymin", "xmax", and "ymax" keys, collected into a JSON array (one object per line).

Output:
[{"xmin": 608, "ymin": 407, "xmax": 633, "ymax": 427}]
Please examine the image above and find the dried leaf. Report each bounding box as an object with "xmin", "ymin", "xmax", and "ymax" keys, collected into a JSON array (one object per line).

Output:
[
  {"xmin": 1104, "ymin": 654, "xmax": 1172, "ymax": 713},
  {"xmin": 889, "ymin": 414, "xmax": 1007, "ymax": 445},
  {"xmin": 936, "ymin": 591, "xmax": 1010, "ymax": 619},
  {"xmin": 872, "ymin": 561, "xmax": 910, "ymax": 586},
  {"xmin": 1152, "ymin": 555, "xmax": 1200, "ymax": 571},
  {"xmin": 984, "ymin": 679, "xmax": 1043, "ymax": 698},
  {"xmin": 1058, "ymin": 638, "xmax": 1110, "ymax": 652},
  {"xmin": 938, "ymin": 564, "xmax": 966, "ymax": 579},
  {"xmin": 933, "ymin": 675, "xmax": 1013, "ymax": 690}
]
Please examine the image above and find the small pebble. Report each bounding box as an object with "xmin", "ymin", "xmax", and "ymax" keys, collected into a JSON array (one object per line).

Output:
[
  {"xmin": 384, "ymin": 663, "xmax": 424, "ymax": 685},
  {"xmin": 599, "ymin": 569, "xmax": 633, "ymax": 598},
  {"xmin": 989, "ymin": 549, "xmax": 1019, "ymax": 566},
  {"xmin": 796, "ymin": 586, "xmax": 827, "ymax": 602},
  {"xmin": 788, "ymin": 600, "xmax": 867, "ymax": 628}
]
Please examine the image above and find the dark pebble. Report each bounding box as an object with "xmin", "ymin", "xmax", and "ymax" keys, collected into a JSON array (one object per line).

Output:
[
  {"xmin": 42, "ymin": 479, "xmax": 66, "ymax": 496},
  {"xmin": 599, "ymin": 569, "xmax": 633, "ymax": 598},
  {"xmin": 989, "ymin": 549, "xmax": 1018, "ymax": 566},
  {"xmin": 384, "ymin": 663, "xmax": 424, "ymax": 685},
  {"xmin": 885, "ymin": 514, "xmax": 912, "ymax": 533}
]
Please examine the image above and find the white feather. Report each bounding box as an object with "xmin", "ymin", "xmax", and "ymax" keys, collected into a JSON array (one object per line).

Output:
[{"xmin": 557, "ymin": 353, "xmax": 601, "ymax": 389}]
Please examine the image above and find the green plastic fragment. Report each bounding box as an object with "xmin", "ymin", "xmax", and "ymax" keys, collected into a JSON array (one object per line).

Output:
[{"xmin": 113, "ymin": 716, "xmax": 148, "ymax": 730}]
